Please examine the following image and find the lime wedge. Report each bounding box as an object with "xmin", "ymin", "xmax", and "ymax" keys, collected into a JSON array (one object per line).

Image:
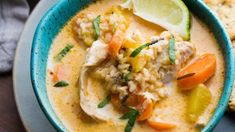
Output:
[
  {"xmin": 121, "ymin": 0, "xmax": 133, "ymax": 10},
  {"xmin": 187, "ymin": 84, "xmax": 212, "ymax": 122},
  {"xmin": 121, "ymin": 0, "xmax": 191, "ymax": 40}
]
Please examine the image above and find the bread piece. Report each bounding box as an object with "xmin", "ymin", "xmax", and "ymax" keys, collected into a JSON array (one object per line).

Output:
[
  {"xmin": 206, "ymin": 0, "xmax": 235, "ymax": 40},
  {"xmin": 229, "ymin": 40, "xmax": 235, "ymax": 110},
  {"xmin": 206, "ymin": 0, "xmax": 235, "ymax": 110}
]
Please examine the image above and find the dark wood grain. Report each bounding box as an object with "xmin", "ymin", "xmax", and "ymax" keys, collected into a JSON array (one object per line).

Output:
[{"xmin": 0, "ymin": 73, "xmax": 25, "ymax": 132}]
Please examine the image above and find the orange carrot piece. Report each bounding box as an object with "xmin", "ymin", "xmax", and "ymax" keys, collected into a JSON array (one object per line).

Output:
[
  {"xmin": 52, "ymin": 64, "xmax": 70, "ymax": 82},
  {"xmin": 111, "ymin": 94, "xmax": 122, "ymax": 109},
  {"xmin": 126, "ymin": 94, "xmax": 139, "ymax": 107},
  {"xmin": 147, "ymin": 120, "xmax": 176, "ymax": 130},
  {"xmin": 125, "ymin": 94, "xmax": 154, "ymax": 121},
  {"xmin": 177, "ymin": 53, "xmax": 216, "ymax": 90},
  {"xmin": 137, "ymin": 98, "xmax": 154, "ymax": 121},
  {"xmin": 108, "ymin": 28, "xmax": 125, "ymax": 58}
]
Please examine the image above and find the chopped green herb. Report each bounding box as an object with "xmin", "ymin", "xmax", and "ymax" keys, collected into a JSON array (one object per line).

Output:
[
  {"xmin": 129, "ymin": 44, "xmax": 149, "ymax": 57},
  {"xmin": 54, "ymin": 80, "xmax": 69, "ymax": 87},
  {"xmin": 130, "ymin": 38, "xmax": 164, "ymax": 57},
  {"xmin": 98, "ymin": 95, "xmax": 111, "ymax": 108},
  {"xmin": 120, "ymin": 108, "xmax": 139, "ymax": 132},
  {"xmin": 93, "ymin": 15, "xmax": 101, "ymax": 40},
  {"xmin": 123, "ymin": 72, "xmax": 131, "ymax": 83},
  {"xmin": 168, "ymin": 37, "xmax": 176, "ymax": 64},
  {"xmin": 177, "ymin": 73, "xmax": 195, "ymax": 80},
  {"xmin": 54, "ymin": 44, "xmax": 73, "ymax": 61}
]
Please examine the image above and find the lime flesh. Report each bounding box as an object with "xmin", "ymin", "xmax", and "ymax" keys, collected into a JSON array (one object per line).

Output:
[{"xmin": 121, "ymin": 0, "xmax": 191, "ymax": 40}]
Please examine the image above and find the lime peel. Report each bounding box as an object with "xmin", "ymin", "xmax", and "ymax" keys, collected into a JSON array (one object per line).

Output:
[
  {"xmin": 121, "ymin": 0, "xmax": 191, "ymax": 40},
  {"xmin": 121, "ymin": 0, "xmax": 133, "ymax": 10}
]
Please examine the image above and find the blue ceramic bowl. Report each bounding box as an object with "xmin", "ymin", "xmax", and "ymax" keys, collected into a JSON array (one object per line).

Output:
[{"xmin": 31, "ymin": 0, "xmax": 235, "ymax": 131}]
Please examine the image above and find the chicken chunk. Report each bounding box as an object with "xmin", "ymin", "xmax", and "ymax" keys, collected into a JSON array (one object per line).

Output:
[
  {"xmin": 155, "ymin": 38, "xmax": 195, "ymax": 83},
  {"xmin": 85, "ymin": 40, "xmax": 109, "ymax": 66}
]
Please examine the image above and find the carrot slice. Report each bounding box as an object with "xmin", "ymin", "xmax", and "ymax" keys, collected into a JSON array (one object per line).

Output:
[
  {"xmin": 147, "ymin": 120, "xmax": 176, "ymax": 130},
  {"xmin": 52, "ymin": 64, "xmax": 70, "ymax": 82},
  {"xmin": 136, "ymin": 98, "xmax": 154, "ymax": 121},
  {"xmin": 177, "ymin": 53, "xmax": 216, "ymax": 90},
  {"xmin": 110, "ymin": 94, "xmax": 122, "ymax": 110},
  {"xmin": 126, "ymin": 94, "xmax": 140, "ymax": 107},
  {"xmin": 125, "ymin": 94, "xmax": 154, "ymax": 121},
  {"xmin": 108, "ymin": 28, "xmax": 125, "ymax": 58}
]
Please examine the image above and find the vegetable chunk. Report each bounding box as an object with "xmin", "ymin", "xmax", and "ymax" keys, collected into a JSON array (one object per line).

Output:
[
  {"xmin": 108, "ymin": 28, "xmax": 125, "ymax": 58},
  {"xmin": 177, "ymin": 53, "xmax": 216, "ymax": 90},
  {"xmin": 187, "ymin": 84, "xmax": 212, "ymax": 122},
  {"xmin": 85, "ymin": 40, "xmax": 109, "ymax": 66},
  {"xmin": 147, "ymin": 119, "xmax": 176, "ymax": 130}
]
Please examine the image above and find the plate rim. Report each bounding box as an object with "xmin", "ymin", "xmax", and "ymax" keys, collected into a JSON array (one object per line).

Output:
[{"xmin": 13, "ymin": 0, "xmax": 58, "ymax": 131}]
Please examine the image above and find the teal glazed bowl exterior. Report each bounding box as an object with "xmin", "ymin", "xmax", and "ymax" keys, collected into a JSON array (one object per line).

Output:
[{"xmin": 31, "ymin": 0, "xmax": 235, "ymax": 131}]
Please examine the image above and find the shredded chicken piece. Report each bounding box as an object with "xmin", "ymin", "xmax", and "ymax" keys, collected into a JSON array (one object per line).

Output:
[{"xmin": 85, "ymin": 40, "xmax": 108, "ymax": 66}]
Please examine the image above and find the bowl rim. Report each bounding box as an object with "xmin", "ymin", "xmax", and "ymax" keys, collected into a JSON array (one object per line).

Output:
[{"xmin": 30, "ymin": 0, "xmax": 235, "ymax": 132}]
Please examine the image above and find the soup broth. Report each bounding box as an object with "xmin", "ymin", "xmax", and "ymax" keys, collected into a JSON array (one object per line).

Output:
[{"xmin": 46, "ymin": 0, "xmax": 224, "ymax": 131}]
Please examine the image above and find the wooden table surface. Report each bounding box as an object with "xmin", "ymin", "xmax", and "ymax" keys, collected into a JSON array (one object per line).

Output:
[
  {"xmin": 0, "ymin": 72, "xmax": 25, "ymax": 132},
  {"xmin": 0, "ymin": 0, "xmax": 39, "ymax": 131}
]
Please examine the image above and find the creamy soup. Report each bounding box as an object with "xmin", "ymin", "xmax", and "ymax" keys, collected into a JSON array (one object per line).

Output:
[{"xmin": 46, "ymin": 0, "xmax": 224, "ymax": 132}]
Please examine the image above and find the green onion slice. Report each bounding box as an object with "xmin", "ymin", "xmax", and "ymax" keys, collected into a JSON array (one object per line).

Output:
[
  {"xmin": 93, "ymin": 15, "xmax": 101, "ymax": 40},
  {"xmin": 54, "ymin": 44, "xmax": 73, "ymax": 61},
  {"xmin": 97, "ymin": 95, "xmax": 111, "ymax": 108},
  {"xmin": 120, "ymin": 108, "xmax": 139, "ymax": 132},
  {"xmin": 130, "ymin": 38, "xmax": 163, "ymax": 58},
  {"xmin": 168, "ymin": 37, "xmax": 176, "ymax": 64},
  {"xmin": 54, "ymin": 80, "xmax": 69, "ymax": 87}
]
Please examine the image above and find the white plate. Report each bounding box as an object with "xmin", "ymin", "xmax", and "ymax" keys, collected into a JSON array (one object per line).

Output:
[{"xmin": 13, "ymin": 0, "xmax": 57, "ymax": 131}]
